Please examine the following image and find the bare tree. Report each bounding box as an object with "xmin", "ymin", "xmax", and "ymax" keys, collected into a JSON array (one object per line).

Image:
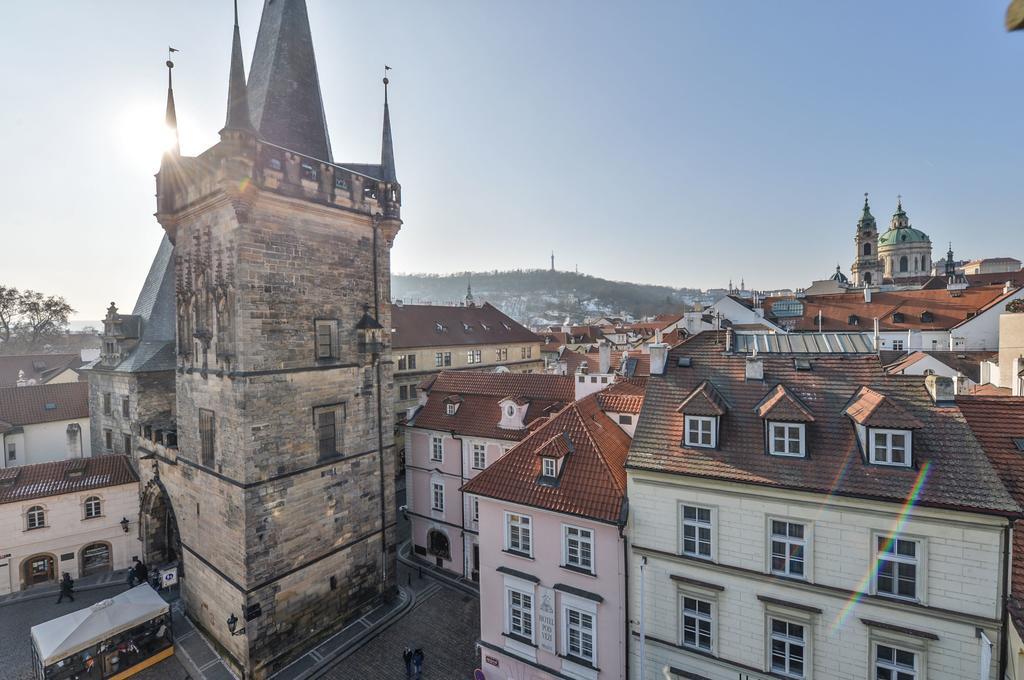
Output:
[
  {"xmin": 0, "ymin": 285, "xmax": 19, "ymax": 344},
  {"xmin": 16, "ymin": 291, "xmax": 75, "ymax": 349}
]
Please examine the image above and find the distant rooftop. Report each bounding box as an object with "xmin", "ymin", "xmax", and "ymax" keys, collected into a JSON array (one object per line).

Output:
[{"xmin": 731, "ymin": 332, "xmax": 875, "ymax": 354}]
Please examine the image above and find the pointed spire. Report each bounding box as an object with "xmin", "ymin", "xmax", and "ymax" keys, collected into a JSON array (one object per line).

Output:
[
  {"xmin": 247, "ymin": 0, "xmax": 332, "ymax": 161},
  {"xmin": 380, "ymin": 68, "xmax": 397, "ymax": 182},
  {"xmin": 465, "ymin": 274, "xmax": 475, "ymax": 307},
  {"xmin": 858, "ymin": 192, "xmax": 875, "ymax": 227},
  {"xmin": 164, "ymin": 52, "xmax": 180, "ymax": 157},
  {"xmin": 223, "ymin": 0, "xmax": 255, "ymax": 135}
]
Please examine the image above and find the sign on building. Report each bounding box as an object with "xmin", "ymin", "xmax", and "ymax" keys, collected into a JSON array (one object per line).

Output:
[{"xmin": 537, "ymin": 586, "xmax": 556, "ymax": 654}]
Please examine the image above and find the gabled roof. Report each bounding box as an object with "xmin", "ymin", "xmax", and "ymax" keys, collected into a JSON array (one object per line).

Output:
[
  {"xmin": 391, "ymin": 302, "xmax": 541, "ymax": 349},
  {"xmin": 409, "ymin": 371, "xmax": 573, "ymax": 442},
  {"xmin": 463, "ymin": 393, "xmax": 631, "ymax": 523},
  {"xmin": 677, "ymin": 381, "xmax": 729, "ymax": 417},
  {"xmin": 844, "ymin": 386, "xmax": 924, "ymax": 429},
  {"xmin": 755, "ymin": 384, "xmax": 815, "ymax": 423},
  {"xmin": 596, "ymin": 378, "xmax": 647, "ymax": 414},
  {"xmin": 0, "ymin": 455, "xmax": 138, "ymax": 505},
  {"xmin": 884, "ymin": 350, "xmax": 997, "ymax": 383},
  {"xmin": 626, "ymin": 331, "xmax": 1019, "ymax": 516},
  {"xmin": 0, "ymin": 382, "xmax": 89, "ymax": 429},
  {"xmin": 535, "ymin": 432, "xmax": 573, "ymax": 459},
  {"xmin": 0, "ymin": 354, "xmax": 84, "ymax": 388},
  {"xmin": 247, "ymin": 0, "xmax": 332, "ymax": 161}
]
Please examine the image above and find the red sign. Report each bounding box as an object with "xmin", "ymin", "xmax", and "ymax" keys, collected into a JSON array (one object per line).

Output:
[{"xmin": 485, "ymin": 656, "xmax": 499, "ymax": 667}]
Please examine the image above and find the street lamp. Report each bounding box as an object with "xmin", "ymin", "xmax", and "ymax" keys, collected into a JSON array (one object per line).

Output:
[
  {"xmin": 226, "ymin": 613, "xmax": 246, "ymax": 636},
  {"xmin": 120, "ymin": 517, "xmax": 130, "ymax": 533}
]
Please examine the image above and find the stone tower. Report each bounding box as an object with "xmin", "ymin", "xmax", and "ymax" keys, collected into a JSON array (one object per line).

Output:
[
  {"xmin": 850, "ymin": 193, "xmax": 882, "ymax": 287},
  {"xmin": 877, "ymin": 197, "xmax": 932, "ymax": 280},
  {"xmin": 150, "ymin": 1, "xmax": 401, "ymax": 676}
]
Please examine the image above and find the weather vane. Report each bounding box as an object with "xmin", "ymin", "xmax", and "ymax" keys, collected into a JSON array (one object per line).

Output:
[{"xmin": 167, "ymin": 46, "xmax": 179, "ymax": 68}]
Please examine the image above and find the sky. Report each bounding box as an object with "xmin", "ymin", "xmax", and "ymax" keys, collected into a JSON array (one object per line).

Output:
[{"xmin": 2, "ymin": 2, "xmax": 1022, "ymax": 320}]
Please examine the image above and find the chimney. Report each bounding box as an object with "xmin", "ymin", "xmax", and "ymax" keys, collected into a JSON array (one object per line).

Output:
[
  {"xmin": 725, "ymin": 328, "xmax": 733, "ymax": 353},
  {"xmin": 578, "ymin": 360, "xmax": 589, "ymax": 376},
  {"xmin": 1005, "ymin": 281, "xmax": 1015, "ymax": 295},
  {"xmin": 864, "ymin": 287, "xmax": 872, "ymax": 303},
  {"xmin": 745, "ymin": 351, "xmax": 764, "ymax": 381},
  {"xmin": 598, "ymin": 341, "xmax": 611, "ymax": 374},
  {"xmin": 16, "ymin": 370, "xmax": 27, "ymax": 387},
  {"xmin": 924, "ymin": 374, "xmax": 955, "ymax": 405},
  {"xmin": 649, "ymin": 342, "xmax": 669, "ymax": 376},
  {"xmin": 873, "ymin": 317, "xmax": 880, "ymax": 350},
  {"xmin": 952, "ymin": 373, "xmax": 970, "ymax": 395}
]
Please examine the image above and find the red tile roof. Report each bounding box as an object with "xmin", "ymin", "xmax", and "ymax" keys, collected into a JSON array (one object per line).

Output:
[
  {"xmin": 596, "ymin": 378, "xmax": 647, "ymax": 414},
  {"xmin": 844, "ymin": 386, "xmax": 924, "ymax": 429},
  {"xmin": 0, "ymin": 455, "xmax": 138, "ymax": 504},
  {"xmin": 0, "ymin": 353, "xmax": 84, "ymax": 387},
  {"xmin": 462, "ymin": 393, "xmax": 631, "ymax": 523},
  {"xmin": 755, "ymin": 384, "xmax": 815, "ymax": 423},
  {"xmin": 391, "ymin": 302, "xmax": 541, "ymax": 349},
  {"xmin": 884, "ymin": 350, "xmax": 997, "ymax": 383},
  {"xmin": 0, "ymin": 382, "xmax": 90, "ymax": 430},
  {"xmin": 677, "ymin": 381, "xmax": 730, "ymax": 417},
  {"xmin": 409, "ymin": 371, "xmax": 574, "ymax": 441},
  {"xmin": 957, "ymin": 397, "xmax": 1024, "ymax": 601},
  {"xmin": 762, "ymin": 284, "xmax": 1020, "ymax": 332},
  {"xmin": 626, "ymin": 331, "xmax": 1019, "ymax": 515},
  {"xmin": 560, "ymin": 349, "xmax": 651, "ymax": 378}
]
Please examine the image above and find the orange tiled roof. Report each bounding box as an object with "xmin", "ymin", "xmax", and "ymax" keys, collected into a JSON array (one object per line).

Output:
[
  {"xmin": 626, "ymin": 332, "xmax": 1019, "ymax": 515},
  {"xmin": 755, "ymin": 384, "xmax": 815, "ymax": 423},
  {"xmin": 596, "ymin": 378, "xmax": 647, "ymax": 414},
  {"xmin": 0, "ymin": 382, "xmax": 89, "ymax": 430},
  {"xmin": 0, "ymin": 455, "xmax": 138, "ymax": 504},
  {"xmin": 561, "ymin": 349, "xmax": 651, "ymax": 378},
  {"xmin": 462, "ymin": 393, "xmax": 631, "ymax": 523},
  {"xmin": 844, "ymin": 386, "xmax": 924, "ymax": 429},
  {"xmin": 677, "ymin": 381, "xmax": 730, "ymax": 417}
]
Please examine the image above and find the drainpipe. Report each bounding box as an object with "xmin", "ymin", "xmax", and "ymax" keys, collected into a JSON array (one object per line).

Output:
[
  {"xmin": 638, "ymin": 554, "xmax": 647, "ymax": 680},
  {"xmin": 449, "ymin": 430, "xmax": 467, "ymax": 576},
  {"xmin": 999, "ymin": 520, "xmax": 1011, "ymax": 680},
  {"xmin": 618, "ymin": 497, "xmax": 630, "ymax": 680}
]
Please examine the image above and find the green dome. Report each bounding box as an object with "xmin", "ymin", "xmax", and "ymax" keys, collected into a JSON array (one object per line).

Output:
[{"xmin": 878, "ymin": 227, "xmax": 931, "ymax": 247}]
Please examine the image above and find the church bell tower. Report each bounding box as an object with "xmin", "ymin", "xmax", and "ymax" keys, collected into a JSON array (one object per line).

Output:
[
  {"xmin": 152, "ymin": 1, "xmax": 401, "ymax": 676},
  {"xmin": 850, "ymin": 193, "xmax": 881, "ymax": 287}
]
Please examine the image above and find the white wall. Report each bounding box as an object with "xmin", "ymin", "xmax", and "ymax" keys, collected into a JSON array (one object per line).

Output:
[{"xmin": 1, "ymin": 417, "xmax": 91, "ymax": 468}]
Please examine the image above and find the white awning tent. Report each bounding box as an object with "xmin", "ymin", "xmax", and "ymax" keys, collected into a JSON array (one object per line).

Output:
[{"xmin": 30, "ymin": 585, "xmax": 170, "ymax": 667}]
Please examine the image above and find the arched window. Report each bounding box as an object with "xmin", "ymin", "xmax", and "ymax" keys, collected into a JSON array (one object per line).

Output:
[
  {"xmin": 26, "ymin": 505, "xmax": 45, "ymax": 530},
  {"xmin": 864, "ymin": 272, "xmax": 873, "ymax": 285},
  {"xmin": 84, "ymin": 496, "xmax": 102, "ymax": 519},
  {"xmin": 863, "ymin": 242, "xmax": 872, "ymax": 256},
  {"xmin": 899, "ymin": 256, "xmax": 909, "ymax": 273}
]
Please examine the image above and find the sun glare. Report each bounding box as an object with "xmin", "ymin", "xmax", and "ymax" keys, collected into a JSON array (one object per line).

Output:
[{"xmin": 115, "ymin": 101, "xmax": 181, "ymax": 170}]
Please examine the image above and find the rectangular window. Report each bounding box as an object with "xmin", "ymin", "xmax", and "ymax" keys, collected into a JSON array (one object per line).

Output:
[
  {"xmin": 508, "ymin": 589, "xmax": 533, "ymax": 640},
  {"xmin": 521, "ymin": 346, "xmax": 532, "ymax": 359},
  {"xmin": 770, "ymin": 520, "xmax": 806, "ymax": 578},
  {"xmin": 104, "ymin": 429, "xmax": 112, "ymax": 452},
  {"xmin": 317, "ymin": 410, "xmax": 337, "ymax": 458},
  {"xmin": 315, "ymin": 320, "xmax": 337, "ymax": 359},
  {"xmin": 506, "ymin": 513, "xmax": 532, "ymax": 556},
  {"xmin": 445, "ymin": 403, "xmax": 457, "ymax": 415},
  {"xmin": 430, "ymin": 436, "xmax": 443, "ymax": 462},
  {"xmin": 496, "ymin": 348, "xmax": 507, "ymax": 361},
  {"xmin": 769, "ymin": 618, "xmax": 805, "ymax": 678},
  {"xmin": 875, "ymin": 644, "xmax": 917, "ymax": 680},
  {"xmin": 870, "ymin": 430, "xmax": 911, "ymax": 466},
  {"xmin": 121, "ymin": 397, "xmax": 130, "ymax": 418},
  {"xmin": 565, "ymin": 607, "xmax": 595, "ymax": 663},
  {"xmin": 431, "ymin": 482, "xmax": 445, "ymax": 511},
  {"xmin": 467, "ymin": 349, "xmax": 482, "ymax": 364},
  {"xmin": 876, "ymin": 535, "xmax": 918, "ymax": 599},
  {"xmin": 406, "ymin": 354, "xmax": 416, "ymax": 370},
  {"xmin": 410, "ymin": 385, "xmax": 417, "ymax": 399},
  {"xmin": 122, "ymin": 434, "xmax": 132, "ymax": 455},
  {"xmin": 435, "ymin": 352, "xmax": 444, "ymax": 368},
  {"xmin": 564, "ymin": 525, "xmax": 593, "ymax": 572},
  {"xmin": 618, "ymin": 414, "xmax": 633, "ymax": 425},
  {"xmin": 681, "ymin": 596, "xmax": 713, "ymax": 652},
  {"xmin": 199, "ymin": 408, "xmax": 215, "ymax": 467},
  {"xmin": 472, "ymin": 496, "xmax": 479, "ymax": 522},
  {"xmin": 681, "ymin": 505, "xmax": 713, "ymax": 558},
  {"xmin": 892, "ymin": 339, "xmax": 905, "ymax": 351},
  {"xmin": 542, "ymin": 457, "xmax": 557, "ymax": 477},
  {"xmin": 399, "ymin": 385, "xmax": 408, "ymax": 400},
  {"xmin": 770, "ymin": 423, "xmax": 805, "ymax": 457},
  {"xmin": 398, "ymin": 356, "xmax": 407, "ymax": 370},
  {"xmin": 444, "ymin": 352, "xmax": 452, "ymax": 366},
  {"xmin": 472, "ymin": 443, "xmax": 486, "ymax": 469},
  {"xmin": 685, "ymin": 416, "xmax": 715, "ymax": 448},
  {"xmin": 103, "ymin": 393, "xmax": 111, "ymax": 416},
  {"xmin": 6, "ymin": 442, "xmax": 15, "ymax": 461}
]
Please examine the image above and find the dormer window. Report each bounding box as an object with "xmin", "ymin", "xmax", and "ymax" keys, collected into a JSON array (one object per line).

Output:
[
  {"xmin": 685, "ymin": 416, "xmax": 716, "ymax": 448},
  {"xmin": 920, "ymin": 311, "xmax": 934, "ymax": 323},
  {"xmin": 891, "ymin": 312, "xmax": 905, "ymax": 324},
  {"xmin": 446, "ymin": 403, "xmax": 457, "ymax": 416},
  {"xmin": 848, "ymin": 314, "xmax": 859, "ymax": 326},
  {"xmin": 870, "ymin": 429, "xmax": 911, "ymax": 467},
  {"xmin": 542, "ymin": 457, "xmax": 557, "ymax": 477},
  {"xmin": 769, "ymin": 423, "xmax": 805, "ymax": 457},
  {"xmin": 506, "ymin": 404, "xmax": 516, "ymax": 417}
]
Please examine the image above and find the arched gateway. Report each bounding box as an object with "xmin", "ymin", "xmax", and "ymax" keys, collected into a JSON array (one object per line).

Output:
[{"xmin": 140, "ymin": 479, "xmax": 180, "ymax": 566}]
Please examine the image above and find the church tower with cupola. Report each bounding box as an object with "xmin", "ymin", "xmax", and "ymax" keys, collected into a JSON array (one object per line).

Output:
[
  {"xmin": 850, "ymin": 193, "xmax": 883, "ymax": 286},
  {"xmin": 877, "ymin": 196, "xmax": 932, "ymax": 280},
  {"xmin": 144, "ymin": 1, "xmax": 402, "ymax": 676}
]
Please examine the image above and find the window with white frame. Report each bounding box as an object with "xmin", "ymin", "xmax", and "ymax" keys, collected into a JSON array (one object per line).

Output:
[
  {"xmin": 467, "ymin": 349, "xmax": 481, "ymax": 364},
  {"xmin": 507, "ymin": 588, "xmax": 533, "ymax": 640},
  {"xmin": 680, "ymin": 505, "xmax": 713, "ymax": 558},
  {"xmin": 685, "ymin": 416, "xmax": 716, "ymax": 448},
  {"xmin": 445, "ymin": 403, "xmax": 457, "ymax": 416},
  {"xmin": 26, "ymin": 505, "xmax": 46, "ymax": 530},
  {"xmin": 876, "ymin": 535, "xmax": 918, "ymax": 599},
  {"xmin": 431, "ymin": 482, "xmax": 445, "ymax": 511},
  {"xmin": 84, "ymin": 496, "xmax": 102, "ymax": 519},
  {"xmin": 472, "ymin": 443, "xmax": 486, "ymax": 469},
  {"xmin": 471, "ymin": 496, "xmax": 479, "ymax": 522},
  {"xmin": 435, "ymin": 352, "xmax": 444, "ymax": 367},
  {"xmin": 506, "ymin": 512, "xmax": 532, "ymax": 556},
  {"xmin": 542, "ymin": 457, "xmax": 557, "ymax": 478},
  {"xmin": 564, "ymin": 606, "xmax": 595, "ymax": 664},
  {"xmin": 769, "ymin": 618, "xmax": 805, "ymax": 678},
  {"xmin": 430, "ymin": 435, "xmax": 443, "ymax": 462},
  {"xmin": 681, "ymin": 596, "xmax": 713, "ymax": 652},
  {"xmin": 875, "ymin": 643, "xmax": 917, "ymax": 680},
  {"xmin": 892, "ymin": 339, "xmax": 905, "ymax": 351},
  {"xmin": 770, "ymin": 520, "xmax": 806, "ymax": 578},
  {"xmin": 870, "ymin": 430, "xmax": 911, "ymax": 466},
  {"xmin": 769, "ymin": 423, "xmax": 805, "ymax": 457},
  {"xmin": 563, "ymin": 525, "xmax": 593, "ymax": 572}
]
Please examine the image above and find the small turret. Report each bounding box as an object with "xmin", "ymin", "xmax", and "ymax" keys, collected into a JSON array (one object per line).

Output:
[
  {"xmin": 380, "ymin": 71, "xmax": 396, "ymax": 183},
  {"xmin": 221, "ymin": 0, "xmax": 256, "ymax": 138}
]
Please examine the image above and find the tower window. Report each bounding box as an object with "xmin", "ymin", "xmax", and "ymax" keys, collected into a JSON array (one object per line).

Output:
[
  {"xmin": 863, "ymin": 242, "xmax": 872, "ymax": 256},
  {"xmin": 199, "ymin": 408, "xmax": 216, "ymax": 467},
  {"xmin": 864, "ymin": 272, "xmax": 872, "ymax": 285},
  {"xmin": 314, "ymin": 320, "xmax": 338, "ymax": 360},
  {"xmin": 899, "ymin": 256, "xmax": 909, "ymax": 273}
]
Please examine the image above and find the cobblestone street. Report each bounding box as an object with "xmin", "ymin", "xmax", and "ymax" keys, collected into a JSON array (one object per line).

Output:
[{"xmin": 320, "ymin": 584, "xmax": 480, "ymax": 680}]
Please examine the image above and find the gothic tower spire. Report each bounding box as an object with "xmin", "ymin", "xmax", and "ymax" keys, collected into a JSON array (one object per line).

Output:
[
  {"xmin": 222, "ymin": 0, "xmax": 255, "ymax": 135},
  {"xmin": 247, "ymin": 0, "xmax": 332, "ymax": 161},
  {"xmin": 380, "ymin": 69, "xmax": 397, "ymax": 182},
  {"xmin": 164, "ymin": 54, "xmax": 180, "ymax": 157}
]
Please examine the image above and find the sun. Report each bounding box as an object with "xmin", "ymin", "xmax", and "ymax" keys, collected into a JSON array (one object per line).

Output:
[{"xmin": 114, "ymin": 100, "xmax": 181, "ymax": 170}]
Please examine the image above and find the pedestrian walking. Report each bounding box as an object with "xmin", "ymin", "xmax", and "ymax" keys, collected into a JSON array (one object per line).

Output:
[
  {"xmin": 127, "ymin": 557, "xmax": 141, "ymax": 586},
  {"xmin": 412, "ymin": 647, "xmax": 424, "ymax": 679},
  {"xmin": 134, "ymin": 559, "xmax": 149, "ymax": 587},
  {"xmin": 402, "ymin": 647, "xmax": 413, "ymax": 679},
  {"xmin": 55, "ymin": 573, "xmax": 75, "ymax": 603}
]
